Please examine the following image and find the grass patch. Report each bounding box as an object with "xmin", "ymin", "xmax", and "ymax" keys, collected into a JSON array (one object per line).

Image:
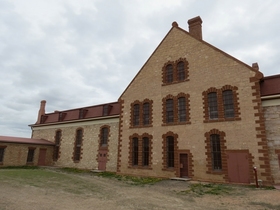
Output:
[
  {"xmin": 60, "ymin": 167, "xmax": 90, "ymax": 174},
  {"xmin": 97, "ymin": 171, "xmax": 162, "ymax": 185},
  {"xmin": 0, "ymin": 165, "xmax": 39, "ymax": 170},
  {"xmin": 0, "ymin": 168, "xmax": 98, "ymax": 195},
  {"xmin": 180, "ymin": 183, "xmax": 233, "ymax": 196}
]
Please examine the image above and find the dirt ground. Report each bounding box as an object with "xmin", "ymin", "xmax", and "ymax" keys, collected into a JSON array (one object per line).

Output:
[{"xmin": 0, "ymin": 169, "xmax": 280, "ymax": 210}]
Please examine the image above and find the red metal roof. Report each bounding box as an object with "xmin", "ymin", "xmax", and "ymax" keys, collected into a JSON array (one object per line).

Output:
[
  {"xmin": 0, "ymin": 136, "xmax": 55, "ymax": 145},
  {"xmin": 260, "ymin": 74, "xmax": 280, "ymax": 96},
  {"xmin": 36, "ymin": 101, "xmax": 120, "ymax": 125}
]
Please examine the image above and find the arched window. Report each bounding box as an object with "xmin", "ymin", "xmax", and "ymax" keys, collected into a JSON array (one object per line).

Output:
[
  {"xmin": 53, "ymin": 130, "xmax": 61, "ymax": 161},
  {"xmin": 142, "ymin": 137, "xmax": 149, "ymax": 166},
  {"xmin": 210, "ymin": 134, "xmax": 222, "ymax": 170},
  {"xmin": 208, "ymin": 92, "xmax": 218, "ymax": 119},
  {"xmin": 177, "ymin": 61, "xmax": 185, "ymax": 81},
  {"xmin": 100, "ymin": 127, "xmax": 108, "ymax": 147},
  {"xmin": 132, "ymin": 137, "xmax": 138, "ymax": 166},
  {"xmin": 166, "ymin": 136, "xmax": 175, "ymax": 168},
  {"xmin": 133, "ymin": 104, "xmax": 140, "ymax": 126},
  {"xmin": 223, "ymin": 90, "xmax": 234, "ymax": 118},
  {"xmin": 166, "ymin": 99, "xmax": 174, "ymax": 123},
  {"xmin": 166, "ymin": 64, "xmax": 173, "ymax": 83},
  {"xmin": 178, "ymin": 97, "xmax": 186, "ymax": 122},
  {"xmin": 142, "ymin": 103, "xmax": 150, "ymax": 125},
  {"xmin": 73, "ymin": 129, "xmax": 83, "ymax": 162}
]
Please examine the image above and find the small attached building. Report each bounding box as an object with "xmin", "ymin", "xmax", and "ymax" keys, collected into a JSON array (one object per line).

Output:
[{"xmin": 0, "ymin": 136, "xmax": 54, "ymax": 166}]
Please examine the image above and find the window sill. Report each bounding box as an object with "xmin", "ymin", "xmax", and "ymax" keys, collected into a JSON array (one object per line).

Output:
[
  {"xmin": 204, "ymin": 117, "xmax": 241, "ymax": 123},
  {"xmin": 128, "ymin": 166, "xmax": 152, "ymax": 170},
  {"xmin": 162, "ymin": 121, "xmax": 191, "ymax": 126},
  {"xmin": 162, "ymin": 79, "xmax": 189, "ymax": 86},
  {"xmin": 129, "ymin": 125, "xmax": 153, "ymax": 129}
]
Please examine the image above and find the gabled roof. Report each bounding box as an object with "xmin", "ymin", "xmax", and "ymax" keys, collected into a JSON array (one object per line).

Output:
[
  {"xmin": 260, "ymin": 74, "xmax": 280, "ymax": 96},
  {"xmin": 118, "ymin": 20, "xmax": 262, "ymax": 99},
  {"xmin": 0, "ymin": 136, "xmax": 55, "ymax": 146},
  {"xmin": 32, "ymin": 101, "xmax": 120, "ymax": 126}
]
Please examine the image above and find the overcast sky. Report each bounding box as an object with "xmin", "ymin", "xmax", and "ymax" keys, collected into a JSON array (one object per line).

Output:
[{"xmin": 1, "ymin": 0, "xmax": 279, "ymax": 138}]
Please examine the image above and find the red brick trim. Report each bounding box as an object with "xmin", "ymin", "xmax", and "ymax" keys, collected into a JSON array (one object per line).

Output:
[
  {"xmin": 162, "ymin": 58, "xmax": 189, "ymax": 85},
  {"xmin": 203, "ymin": 85, "xmax": 241, "ymax": 123},
  {"xmin": 72, "ymin": 127, "xmax": 84, "ymax": 163},
  {"xmin": 117, "ymin": 99, "xmax": 124, "ymax": 172},
  {"xmin": 204, "ymin": 129, "xmax": 228, "ymax": 180},
  {"xmin": 162, "ymin": 93, "xmax": 191, "ymax": 125},
  {"xmin": 177, "ymin": 150, "xmax": 194, "ymax": 178},
  {"xmin": 128, "ymin": 133, "xmax": 153, "ymax": 169},
  {"xmin": 130, "ymin": 99, "xmax": 153, "ymax": 128},
  {"xmin": 162, "ymin": 131, "xmax": 179, "ymax": 172},
  {"xmin": 250, "ymin": 75, "xmax": 272, "ymax": 184}
]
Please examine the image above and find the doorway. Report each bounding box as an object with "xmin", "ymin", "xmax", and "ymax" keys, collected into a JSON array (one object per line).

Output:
[
  {"xmin": 180, "ymin": 154, "xmax": 188, "ymax": 178},
  {"xmin": 98, "ymin": 149, "xmax": 107, "ymax": 171},
  {"xmin": 38, "ymin": 148, "xmax": 47, "ymax": 166}
]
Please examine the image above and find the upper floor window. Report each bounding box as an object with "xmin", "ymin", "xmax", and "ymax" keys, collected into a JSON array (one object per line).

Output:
[
  {"xmin": 162, "ymin": 58, "xmax": 189, "ymax": 85},
  {"xmin": 133, "ymin": 104, "xmax": 140, "ymax": 126},
  {"xmin": 163, "ymin": 93, "xmax": 190, "ymax": 125},
  {"xmin": 166, "ymin": 64, "xmax": 173, "ymax": 83},
  {"xmin": 166, "ymin": 99, "xmax": 174, "ymax": 123},
  {"xmin": 130, "ymin": 100, "xmax": 153, "ymax": 127},
  {"xmin": 223, "ymin": 90, "xmax": 234, "ymax": 118},
  {"xmin": 177, "ymin": 61, "xmax": 185, "ymax": 81},
  {"xmin": 208, "ymin": 92, "xmax": 218, "ymax": 119},
  {"xmin": 143, "ymin": 103, "xmax": 150, "ymax": 125},
  {"xmin": 178, "ymin": 97, "xmax": 186, "ymax": 122},
  {"xmin": 203, "ymin": 86, "xmax": 240, "ymax": 122},
  {"xmin": 103, "ymin": 104, "xmax": 112, "ymax": 116}
]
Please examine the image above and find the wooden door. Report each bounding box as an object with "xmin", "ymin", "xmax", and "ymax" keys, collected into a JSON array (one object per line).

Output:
[
  {"xmin": 227, "ymin": 151, "xmax": 250, "ymax": 183},
  {"xmin": 38, "ymin": 148, "xmax": 47, "ymax": 166},
  {"xmin": 98, "ymin": 150, "xmax": 107, "ymax": 171},
  {"xmin": 180, "ymin": 154, "xmax": 188, "ymax": 178}
]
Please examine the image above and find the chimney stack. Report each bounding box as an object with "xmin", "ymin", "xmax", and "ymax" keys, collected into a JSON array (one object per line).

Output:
[
  {"xmin": 188, "ymin": 16, "xmax": 203, "ymax": 40},
  {"xmin": 36, "ymin": 100, "xmax": 46, "ymax": 124}
]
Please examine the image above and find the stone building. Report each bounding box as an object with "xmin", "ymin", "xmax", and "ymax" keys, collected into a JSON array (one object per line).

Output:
[
  {"xmin": 0, "ymin": 16, "xmax": 279, "ymax": 185},
  {"xmin": 30, "ymin": 100, "xmax": 120, "ymax": 171}
]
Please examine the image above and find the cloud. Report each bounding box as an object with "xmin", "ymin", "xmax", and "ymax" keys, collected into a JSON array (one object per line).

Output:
[{"xmin": 0, "ymin": 0, "xmax": 279, "ymax": 137}]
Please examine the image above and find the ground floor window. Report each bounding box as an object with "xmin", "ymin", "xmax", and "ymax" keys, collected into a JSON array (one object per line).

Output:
[{"xmin": 27, "ymin": 148, "xmax": 36, "ymax": 163}]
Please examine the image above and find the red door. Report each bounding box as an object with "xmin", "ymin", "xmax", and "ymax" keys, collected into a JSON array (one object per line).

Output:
[
  {"xmin": 38, "ymin": 148, "xmax": 47, "ymax": 166},
  {"xmin": 227, "ymin": 152, "xmax": 250, "ymax": 183},
  {"xmin": 180, "ymin": 154, "xmax": 188, "ymax": 178},
  {"xmin": 98, "ymin": 150, "xmax": 107, "ymax": 171}
]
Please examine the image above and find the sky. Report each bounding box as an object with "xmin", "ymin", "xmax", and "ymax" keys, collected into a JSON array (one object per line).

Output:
[{"xmin": 0, "ymin": 0, "xmax": 279, "ymax": 138}]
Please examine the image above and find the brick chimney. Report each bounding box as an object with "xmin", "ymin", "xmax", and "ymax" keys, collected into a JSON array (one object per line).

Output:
[
  {"xmin": 188, "ymin": 16, "xmax": 203, "ymax": 40},
  {"xmin": 36, "ymin": 100, "xmax": 46, "ymax": 124}
]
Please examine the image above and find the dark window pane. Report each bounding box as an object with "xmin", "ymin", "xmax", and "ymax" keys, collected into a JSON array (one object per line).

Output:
[
  {"xmin": 74, "ymin": 129, "xmax": 83, "ymax": 161},
  {"xmin": 210, "ymin": 134, "xmax": 222, "ymax": 170},
  {"xmin": 208, "ymin": 92, "xmax": 218, "ymax": 119},
  {"xmin": 101, "ymin": 127, "xmax": 108, "ymax": 146},
  {"xmin": 133, "ymin": 104, "xmax": 140, "ymax": 126},
  {"xmin": 27, "ymin": 148, "xmax": 35, "ymax": 163},
  {"xmin": 177, "ymin": 62, "xmax": 185, "ymax": 81},
  {"xmin": 167, "ymin": 136, "xmax": 174, "ymax": 168},
  {"xmin": 178, "ymin": 97, "xmax": 186, "ymax": 122},
  {"xmin": 132, "ymin": 138, "xmax": 138, "ymax": 166},
  {"xmin": 53, "ymin": 130, "xmax": 61, "ymax": 161},
  {"xmin": 166, "ymin": 64, "xmax": 173, "ymax": 83},
  {"xmin": 223, "ymin": 90, "xmax": 235, "ymax": 118},
  {"xmin": 143, "ymin": 103, "xmax": 150, "ymax": 125},
  {"xmin": 142, "ymin": 137, "xmax": 149, "ymax": 166},
  {"xmin": 166, "ymin": 99, "xmax": 174, "ymax": 123},
  {"xmin": 0, "ymin": 148, "xmax": 5, "ymax": 162}
]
